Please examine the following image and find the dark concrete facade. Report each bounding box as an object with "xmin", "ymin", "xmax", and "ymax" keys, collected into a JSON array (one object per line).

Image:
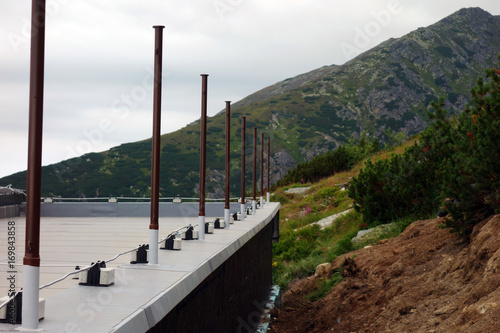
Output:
[
  {"xmin": 148, "ymin": 213, "xmax": 277, "ymax": 333},
  {"xmin": 39, "ymin": 202, "xmax": 243, "ymax": 218},
  {"xmin": 0, "ymin": 204, "xmax": 22, "ymax": 219}
]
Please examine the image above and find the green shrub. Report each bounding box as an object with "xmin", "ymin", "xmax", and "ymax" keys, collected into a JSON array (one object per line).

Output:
[
  {"xmin": 276, "ymin": 135, "xmax": 380, "ymax": 187},
  {"xmin": 314, "ymin": 187, "xmax": 337, "ymax": 199},
  {"xmin": 349, "ymin": 55, "xmax": 500, "ymax": 235},
  {"xmin": 434, "ymin": 46, "xmax": 453, "ymax": 58},
  {"xmin": 428, "ymin": 63, "xmax": 500, "ymax": 235},
  {"xmin": 271, "ymin": 190, "xmax": 292, "ymax": 204},
  {"xmin": 348, "ymin": 142, "xmax": 440, "ymax": 225}
]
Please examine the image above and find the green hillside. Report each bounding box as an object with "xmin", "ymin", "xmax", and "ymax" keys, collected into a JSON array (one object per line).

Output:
[{"xmin": 2, "ymin": 7, "xmax": 500, "ymax": 198}]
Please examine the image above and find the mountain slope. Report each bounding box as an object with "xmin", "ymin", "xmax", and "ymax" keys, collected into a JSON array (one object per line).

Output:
[{"xmin": 2, "ymin": 7, "xmax": 500, "ymax": 198}]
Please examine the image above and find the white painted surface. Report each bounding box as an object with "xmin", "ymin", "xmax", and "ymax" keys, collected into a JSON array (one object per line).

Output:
[
  {"xmin": 240, "ymin": 203, "xmax": 246, "ymax": 220},
  {"xmin": 21, "ymin": 265, "xmax": 40, "ymax": 330},
  {"xmin": 198, "ymin": 215, "xmax": 205, "ymax": 240},
  {"xmin": 224, "ymin": 209, "xmax": 230, "ymax": 229},
  {"xmin": 148, "ymin": 229, "xmax": 159, "ymax": 265},
  {"xmin": 0, "ymin": 203, "xmax": 280, "ymax": 332}
]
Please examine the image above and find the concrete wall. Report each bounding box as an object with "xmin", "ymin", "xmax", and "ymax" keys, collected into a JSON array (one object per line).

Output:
[
  {"xmin": 0, "ymin": 204, "xmax": 21, "ymax": 219},
  {"xmin": 40, "ymin": 202, "xmax": 244, "ymax": 218},
  {"xmin": 147, "ymin": 214, "xmax": 276, "ymax": 333}
]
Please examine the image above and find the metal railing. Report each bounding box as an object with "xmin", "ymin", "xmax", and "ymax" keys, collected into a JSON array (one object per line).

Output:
[{"xmin": 40, "ymin": 197, "xmax": 244, "ymax": 203}]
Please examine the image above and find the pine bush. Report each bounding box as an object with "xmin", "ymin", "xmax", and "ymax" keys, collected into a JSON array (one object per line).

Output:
[{"xmin": 349, "ymin": 55, "xmax": 500, "ymax": 235}]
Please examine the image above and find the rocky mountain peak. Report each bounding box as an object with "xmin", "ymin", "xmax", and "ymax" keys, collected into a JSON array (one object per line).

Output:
[{"xmin": 2, "ymin": 7, "xmax": 499, "ymax": 198}]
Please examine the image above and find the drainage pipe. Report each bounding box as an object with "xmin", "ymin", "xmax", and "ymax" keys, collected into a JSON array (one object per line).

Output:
[
  {"xmin": 267, "ymin": 137, "xmax": 271, "ymax": 203},
  {"xmin": 260, "ymin": 132, "xmax": 264, "ymax": 208},
  {"xmin": 224, "ymin": 101, "xmax": 231, "ymax": 228},
  {"xmin": 252, "ymin": 127, "xmax": 257, "ymax": 214},
  {"xmin": 198, "ymin": 74, "xmax": 208, "ymax": 239},
  {"xmin": 240, "ymin": 117, "xmax": 246, "ymax": 219},
  {"xmin": 22, "ymin": 0, "xmax": 45, "ymax": 329},
  {"xmin": 149, "ymin": 25, "xmax": 164, "ymax": 265}
]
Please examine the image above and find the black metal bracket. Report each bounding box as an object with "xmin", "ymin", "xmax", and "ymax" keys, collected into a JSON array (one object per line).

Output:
[
  {"xmin": 130, "ymin": 244, "xmax": 149, "ymax": 264},
  {"xmin": 79, "ymin": 261, "xmax": 113, "ymax": 286},
  {"xmin": 0, "ymin": 292, "xmax": 23, "ymax": 324},
  {"xmin": 182, "ymin": 226, "xmax": 196, "ymax": 240},
  {"xmin": 214, "ymin": 218, "xmax": 224, "ymax": 229},
  {"xmin": 161, "ymin": 234, "xmax": 181, "ymax": 250}
]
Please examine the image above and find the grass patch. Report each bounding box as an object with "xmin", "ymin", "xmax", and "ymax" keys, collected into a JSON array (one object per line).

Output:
[
  {"xmin": 272, "ymin": 210, "xmax": 361, "ymax": 289},
  {"xmin": 272, "ymin": 138, "xmax": 420, "ymax": 292},
  {"xmin": 305, "ymin": 271, "xmax": 343, "ymax": 302}
]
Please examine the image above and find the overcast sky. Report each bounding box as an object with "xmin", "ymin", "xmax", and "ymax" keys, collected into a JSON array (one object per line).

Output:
[{"xmin": 0, "ymin": 0, "xmax": 498, "ymax": 179}]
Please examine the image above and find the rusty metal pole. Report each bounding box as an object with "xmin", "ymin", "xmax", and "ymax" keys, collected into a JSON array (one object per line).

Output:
[
  {"xmin": 252, "ymin": 127, "xmax": 257, "ymax": 214},
  {"xmin": 199, "ymin": 74, "xmax": 208, "ymax": 239},
  {"xmin": 22, "ymin": 0, "xmax": 45, "ymax": 329},
  {"xmin": 149, "ymin": 25, "xmax": 164, "ymax": 265},
  {"xmin": 267, "ymin": 137, "xmax": 271, "ymax": 203},
  {"xmin": 240, "ymin": 117, "xmax": 246, "ymax": 219},
  {"xmin": 224, "ymin": 101, "xmax": 231, "ymax": 227},
  {"xmin": 260, "ymin": 132, "xmax": 264, "ymax": 208}
]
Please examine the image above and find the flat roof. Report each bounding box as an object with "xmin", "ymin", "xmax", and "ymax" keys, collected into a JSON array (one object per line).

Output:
[{"xmin": 0, "ymin": 202, "xmax": 280, "ymax": 332}]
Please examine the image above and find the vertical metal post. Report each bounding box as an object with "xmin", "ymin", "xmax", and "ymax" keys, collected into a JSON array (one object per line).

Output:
[
  {"xmin": 149, "ymin": 25, "xmax": 164, "ymax": 265},
  {"xmin": 252, "ymin": 127, "xmax": 257, "ymax": 214},
  {"xmin": 240, "ymin": 117, "xmax": 246, "ymax": 219},
  {"xmin": 199, "ymin": 74, "xmax": 208, "ymax": 239},
  {"xmin": 22, "ymin": 0, "xmax": 45, "ymax": 329},
  {"xmin": 224, "ymin": 101, "xmax": 231, "ymax": 228},
  {"xmin": 267, "ymin": 137, "xmax": 271, "ymax": 203},
  {"xmin": 260, "ymin": 132, "xmax": 264, "ymax": 208}
]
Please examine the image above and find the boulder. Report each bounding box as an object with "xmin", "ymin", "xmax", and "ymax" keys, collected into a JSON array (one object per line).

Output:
[
  {"xmin": 315, "ymin": 263, "xmax": 332, "ymax": 277},
  {"xmin": 351, "ymin": 223, "xmax": 398, "ymax": 246}
]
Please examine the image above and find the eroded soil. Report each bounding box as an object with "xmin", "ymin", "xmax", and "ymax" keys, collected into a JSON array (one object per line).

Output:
[{"xmin": 270, "ymin": 215, "xmax": 500, "ymax": 333}]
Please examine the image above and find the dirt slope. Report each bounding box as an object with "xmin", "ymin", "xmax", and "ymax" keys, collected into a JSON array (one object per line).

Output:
[{"xmin": 270, "ymin": 215, "xmax": 500, "ymax": 332}]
